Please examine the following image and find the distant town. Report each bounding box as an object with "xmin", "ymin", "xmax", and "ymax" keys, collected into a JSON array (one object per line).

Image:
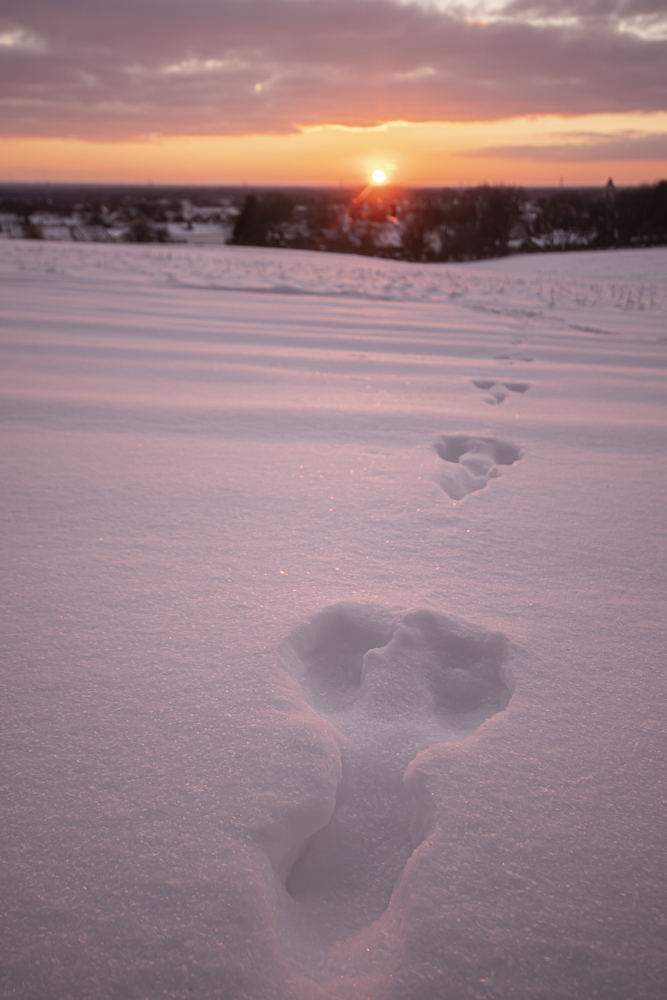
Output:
[{"xmin": 1, "ymin": 180, "xmax": 665, "ymax": 262}]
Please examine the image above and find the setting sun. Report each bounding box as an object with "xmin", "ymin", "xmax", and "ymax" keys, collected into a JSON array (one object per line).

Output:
[{"xmin": 371, "ymin": 169, "xmax": 387, "ymax": 184}]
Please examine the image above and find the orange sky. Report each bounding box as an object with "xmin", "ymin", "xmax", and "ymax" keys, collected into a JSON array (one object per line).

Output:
[
  {"xmin": 2, "ymin": 114, "xmax": 666, "ymax": 187},
  {"xmin": 2, "ymin": 1, "xmax": 666, "ymax": 187}
]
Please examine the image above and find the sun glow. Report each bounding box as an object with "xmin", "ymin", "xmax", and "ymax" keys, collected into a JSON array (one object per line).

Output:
[
  {"xmin": 1, "ymin": 114, "xmax": 665, "ymax": 186},
  {"xmin": 371, "ymin": 169, "xmax": 387, "ymax": 184}
]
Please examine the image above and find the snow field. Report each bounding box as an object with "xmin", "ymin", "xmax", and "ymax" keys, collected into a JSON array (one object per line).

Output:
[{"xmin": 0, "ymin": 240, "xmax": 666, "ymax": 1000}]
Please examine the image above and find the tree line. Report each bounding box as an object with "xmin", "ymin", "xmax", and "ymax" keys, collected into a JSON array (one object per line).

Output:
[
  {"xmin": 1, "ymin": 180, "xmax": 665, "ymax": 260},
  {"xmin": 228, "ymin": 181, "xmax": 667, "ymax": 260}
]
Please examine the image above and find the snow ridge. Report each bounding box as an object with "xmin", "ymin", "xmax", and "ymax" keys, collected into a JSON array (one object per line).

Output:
[{"xmin": 1, "ymin": 241, "xmax": 665, "ymax": 342}]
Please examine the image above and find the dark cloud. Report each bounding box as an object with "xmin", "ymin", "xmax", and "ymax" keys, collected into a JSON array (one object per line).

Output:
[
  {"xmin": 459, "ymin": 132, "xmax": 667, "ymax": 160},
  {"xmin": 0, "ymin": 0, "xmax": 665, "ymax": 139}
]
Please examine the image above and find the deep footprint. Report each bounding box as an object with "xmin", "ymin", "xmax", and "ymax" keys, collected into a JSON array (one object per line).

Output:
[
  {"xmin": 433, "ymin": 433, "xmax": 522, "ymax": 500},
  {"xmin": 276, "ymin": 604, "xmax": 514, "ymax": 956}
]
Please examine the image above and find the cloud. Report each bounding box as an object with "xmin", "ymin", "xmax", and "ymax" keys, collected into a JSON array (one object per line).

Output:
[
  {"xmin": 0, "ymin": 27, "xmax": 45, "ymax": 51},
  {"xmin": 459, "ymin": 130, "xmax": 667, "ymax": 160},
  {"xmin": 0, "ymin": 0, "xmax": 665, "ymax": 139}
]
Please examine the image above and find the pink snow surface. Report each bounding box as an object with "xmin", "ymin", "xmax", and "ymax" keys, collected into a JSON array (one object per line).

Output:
[{"xmin": 1, "ymin": 240, "xmax": 666, "ymax": 1000}]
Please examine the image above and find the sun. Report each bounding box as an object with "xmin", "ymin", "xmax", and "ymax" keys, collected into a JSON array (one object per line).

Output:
[{"xmin": 371, "ymin": 169, "xmax": 387, "ymax": 184}]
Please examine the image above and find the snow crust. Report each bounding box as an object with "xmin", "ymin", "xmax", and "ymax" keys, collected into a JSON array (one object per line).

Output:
[{"xmin": 1, "ymin": 240, "xmax": 666, "ymax": 1000}]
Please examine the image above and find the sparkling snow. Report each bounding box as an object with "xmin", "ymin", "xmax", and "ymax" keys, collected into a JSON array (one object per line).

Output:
[{"xmin": 1, "ymin": 240, "xmax": 666, "ymax": 1000}]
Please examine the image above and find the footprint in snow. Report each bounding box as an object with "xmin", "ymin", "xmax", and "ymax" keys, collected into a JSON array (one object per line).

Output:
[
  {"xmin": 276, "ymin": 603, "xmax": 514, "ymax": 954},
  {"xmin": 471, "ymin": 378, "xmax": 530, "ymax": 405},
  {"xmin": 434, "ymin": 433, "xmax": 522, "ymax": 500}
]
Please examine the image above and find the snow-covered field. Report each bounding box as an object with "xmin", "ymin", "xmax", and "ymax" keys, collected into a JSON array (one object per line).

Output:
[{"xmin": 1, "ymin": 239, "xmax": 665, "ymax": 1000}]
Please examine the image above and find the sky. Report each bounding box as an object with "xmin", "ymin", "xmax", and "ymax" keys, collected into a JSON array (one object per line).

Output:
[{"xmin": 1, "ymin": 0, "xmax": 666, "ymax": 186}]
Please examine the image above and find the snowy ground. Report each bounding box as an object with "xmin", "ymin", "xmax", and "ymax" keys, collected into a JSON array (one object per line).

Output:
[{"xmin": 1, "ymin": 240, "xmax": 665, "ymax": 1000}]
